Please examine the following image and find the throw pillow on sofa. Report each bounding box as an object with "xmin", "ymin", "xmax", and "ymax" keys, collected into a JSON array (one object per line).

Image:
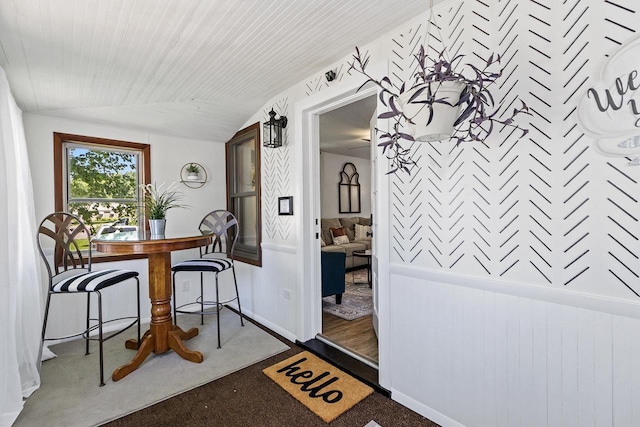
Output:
[
  {"xmin": 359, "ymin": 216, "xmax": 372, "ymax": 226},
  {"xmin": 330, "ymin": 227, "xmax": 350, "ymax": 245},
  {"xmin": 321, "ymin": 218, "xmax": 342, "ymax": 246},
  {"xmin": 333, "ymin": 235, "xmax": 349, "ymax": 245},
  {"xmin": 355, "ymin": 223, "xmax": 372, "ymax": 240},
  {"xmin": 339, "ymin": 217, "xmax": 360, "ymax": 241}
]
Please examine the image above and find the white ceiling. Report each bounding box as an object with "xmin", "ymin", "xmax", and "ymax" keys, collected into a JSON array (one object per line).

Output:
[
  {"xmin": 319, "ymin": 94, "xmax": 376, "ymax": 159},
  {"xmin": 0, "ymin": 0, "xmax": 431, "ymax": 142}
]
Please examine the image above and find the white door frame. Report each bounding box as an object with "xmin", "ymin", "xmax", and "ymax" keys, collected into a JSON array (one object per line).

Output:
[{"xmin": 294, "ymin": 61, "xmax": 392, "ymax": 389}]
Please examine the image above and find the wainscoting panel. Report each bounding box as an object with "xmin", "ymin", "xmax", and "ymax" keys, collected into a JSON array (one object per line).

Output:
[
  {"xmin": 234, "ymin": 246, "xmax": 299, "ymax": 342},
  {"xmin": 389, "ymin": 270, "xmax": 640, "ymax": 427}
]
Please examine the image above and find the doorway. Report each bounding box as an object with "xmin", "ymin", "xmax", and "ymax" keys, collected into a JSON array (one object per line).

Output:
[
  {"xmin": 295, "ymin": 64, "xmax": 391, "ymax": 389},
  {"xmin": 317, "ymin": 95, "xmax": 378, "ymax": 366}
]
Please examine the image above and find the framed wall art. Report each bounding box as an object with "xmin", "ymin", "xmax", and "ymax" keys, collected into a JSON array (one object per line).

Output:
[{"xmin": 278, "ymin": 196, "xmax": 293, "ymax": 215}]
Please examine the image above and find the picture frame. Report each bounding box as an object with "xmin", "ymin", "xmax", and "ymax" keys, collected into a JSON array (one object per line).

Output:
[{"xmin": 278, "ymin": 196, "xmax": 293, "ymax": 215}]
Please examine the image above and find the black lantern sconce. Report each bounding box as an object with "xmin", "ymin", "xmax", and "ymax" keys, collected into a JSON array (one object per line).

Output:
[{"xmin": 263, "ymin": 108, "xmax": 288, "ymax": 148}]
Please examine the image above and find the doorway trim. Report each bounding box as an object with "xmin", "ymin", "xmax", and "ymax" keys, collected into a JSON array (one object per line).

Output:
[{"xmin": 293, "ymin": 61, "xmax": 392, "ymax": 389}]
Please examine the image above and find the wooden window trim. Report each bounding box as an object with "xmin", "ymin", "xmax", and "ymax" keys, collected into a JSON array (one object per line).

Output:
[
  {"xmin": 226, "ymin": 122, "xmax": 262, "ymax": 267},
  {"xmin": 53, "ymin": 132, "xmax": 151, "ymax": 263}
]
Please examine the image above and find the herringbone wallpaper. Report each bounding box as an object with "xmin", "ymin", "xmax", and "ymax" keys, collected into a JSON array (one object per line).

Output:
[
  {"xmin": 262, "ymin": 97, "xmax": 293, "ymax": 241},
  {"xmin": 260, "ymin": 0, "xmax": 640, "ymax": 301},
  {"xmin": 383, "ymin": 0, "xmax": 639, "ymax": 300}
]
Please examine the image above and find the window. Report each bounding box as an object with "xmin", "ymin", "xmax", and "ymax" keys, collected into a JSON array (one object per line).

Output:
[
  {"xmin": 54, "ymin": 133, "xmax": 150, "ymax": 260},
  {"xmin": 226, "ymin": 123, "xmax": 262, "ymax": 266}
]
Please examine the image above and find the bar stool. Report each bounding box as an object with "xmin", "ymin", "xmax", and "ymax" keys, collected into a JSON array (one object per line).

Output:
[
  {"xmin": 37, "ymin": 212, "xmax": 141, "ymax": 386},
  {"xmin": 172, "ymin": 210, "xmax": 244, "ymax": 348}
]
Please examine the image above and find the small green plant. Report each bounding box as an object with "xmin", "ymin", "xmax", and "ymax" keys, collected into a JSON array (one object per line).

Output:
[
  {"xmin": 186, "ymin": 163, "xmax": 200, "ymax": 174},
  {"xmin": 140, "ymin": 182, "xmax": 185, "ymax": 219}
]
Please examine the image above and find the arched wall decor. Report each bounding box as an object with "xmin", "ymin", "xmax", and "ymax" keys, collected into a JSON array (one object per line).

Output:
[{"xmin": 338, "ymin": 162, "xmax": 361, "ymax": 214}]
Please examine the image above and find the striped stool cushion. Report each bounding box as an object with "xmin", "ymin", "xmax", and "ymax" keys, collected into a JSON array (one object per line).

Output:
[
  {"xmin": 53, "ymin": 269, "xmax": 139, "ymax": 293},
  {"xmin": 172, "ymin": 258, "xmax": 233, "ymax": 273}
]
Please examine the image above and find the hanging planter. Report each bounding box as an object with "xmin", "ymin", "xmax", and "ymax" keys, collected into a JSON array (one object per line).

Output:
[
  {"xmin": 349, "ymin": 1, "xmax": 530, "ymax": 174},
  {"xmin": 397, "ymin": 81, "xmax": 465, "ymax": 142}
]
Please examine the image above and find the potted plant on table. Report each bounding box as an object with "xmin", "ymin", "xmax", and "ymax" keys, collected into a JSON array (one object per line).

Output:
[
  {"xmin": 350, "ymin": 44, "xmax": 530, "ymax": 174},
  {"xmin": 140, "ymin": 182, "xmax": 185, "ymax": 235}
]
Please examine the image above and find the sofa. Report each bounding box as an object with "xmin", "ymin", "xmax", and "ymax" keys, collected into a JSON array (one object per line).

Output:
[
  {"xmin": 321, "ymin": 251, "xmax": 346, "ymax": 304},
  {"xmin": 320, "ymin": 216, "xmax": 372, "ymax": 269}
]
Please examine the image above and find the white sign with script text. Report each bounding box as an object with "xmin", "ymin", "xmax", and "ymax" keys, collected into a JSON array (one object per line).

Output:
[{"xmin": 577, "ymin": 34, "xmax": 640, "ymax": 164}]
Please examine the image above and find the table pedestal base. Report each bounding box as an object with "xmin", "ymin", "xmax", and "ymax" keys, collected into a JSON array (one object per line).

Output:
[
  {"xmin": 112, "ymin": 325, "xmax": 202, "ymax": 382},
  {"xmin": 102, "ymin": 251, "xmax": 207, "ymax": 382}
]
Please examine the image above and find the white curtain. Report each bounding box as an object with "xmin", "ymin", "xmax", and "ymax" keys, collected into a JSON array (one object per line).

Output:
[{"xmin": 0, "ymin": 67, "xmax": 43, "ymax": 426}]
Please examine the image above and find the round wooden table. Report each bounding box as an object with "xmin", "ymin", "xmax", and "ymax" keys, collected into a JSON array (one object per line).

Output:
[{"xmin": 93, "ymin": 230, "xmax": 213, "ymax": 382}]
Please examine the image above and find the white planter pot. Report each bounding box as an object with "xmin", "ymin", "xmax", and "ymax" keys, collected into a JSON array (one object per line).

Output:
[
  {"xmin": 397, "ymin": 81, "xmax": 465, "ymax": 142},
  {"xmin": 149, "ymin": 219, "xmax": 166, "ymax": 236},
  {"xmin": 187, "ymin": 173, "xmax": 199, "ymax": 180}
]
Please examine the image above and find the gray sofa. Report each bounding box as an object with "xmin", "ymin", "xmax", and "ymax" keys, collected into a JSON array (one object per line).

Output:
[{"xmin": 321, "ymin": 216, "xmax": 372, "ymax": 269}]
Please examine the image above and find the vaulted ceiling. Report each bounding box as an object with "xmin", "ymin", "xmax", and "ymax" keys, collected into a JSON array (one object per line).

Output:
[{"xmin": 0, "ymin": 0, "xmax": 432, "ymax": 142}]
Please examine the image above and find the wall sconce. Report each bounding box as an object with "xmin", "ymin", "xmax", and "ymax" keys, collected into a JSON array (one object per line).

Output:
[{"xmin": 263, "ymin": 108, "xmax": 288, "ymax": 148}]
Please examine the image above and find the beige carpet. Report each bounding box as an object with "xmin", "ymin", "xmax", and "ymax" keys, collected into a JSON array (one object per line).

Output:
[{"xmin": 15, "ymin": 308, "xmax": 289, "ymax": 427}]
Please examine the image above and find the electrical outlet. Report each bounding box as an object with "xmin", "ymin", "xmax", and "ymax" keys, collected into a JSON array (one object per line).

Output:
[
  {"xmin": 182, "ymin": 280, "xmax": 190, "ymax": 292},
  {"xmin": 283, "ymin": 289, "xmax": 291, "ymax": 300}
]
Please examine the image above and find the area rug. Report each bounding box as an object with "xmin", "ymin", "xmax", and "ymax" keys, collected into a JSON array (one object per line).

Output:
[
  {"xmin": 263, "ymin": 351, "xmax": 374, "ymax": 423},
  {"xmin": 322, "ymin": 269, "xmax": 372, "ymax": 321},
  {"xmin": 14, "ymin": 308, "xmax": 289, "ymax": 427}
]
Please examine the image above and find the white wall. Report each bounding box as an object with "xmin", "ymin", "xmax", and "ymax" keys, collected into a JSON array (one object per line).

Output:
[
  {"xmin": 24, "ymin": 113, "xmax": 229, "ymax": 339},
  {"xmin": 320, "ymin": 151, "xmax": 371, "ymax": 218},
  {"xmin": 237, "ymin": 0, "xmax": 640, "ymax": 425}
]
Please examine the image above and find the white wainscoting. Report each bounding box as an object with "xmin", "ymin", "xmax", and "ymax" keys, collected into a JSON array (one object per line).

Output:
[
  {"xmin": 388, "ymin": 266, "xmax": 640, "ymax": 427},
  {"xmin": 234, "ymin": 244, "xmax": 299, "ymax": 342}
]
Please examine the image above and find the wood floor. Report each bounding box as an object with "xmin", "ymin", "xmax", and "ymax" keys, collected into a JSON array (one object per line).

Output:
[{"xmin": 321, "ymin": 312, "xmax": 378, "ymax": 364}]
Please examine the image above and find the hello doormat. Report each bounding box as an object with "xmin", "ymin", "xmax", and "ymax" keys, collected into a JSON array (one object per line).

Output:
[{"xmin": 263, "ymin": 351, "xmax": 374, "ymax": 423}]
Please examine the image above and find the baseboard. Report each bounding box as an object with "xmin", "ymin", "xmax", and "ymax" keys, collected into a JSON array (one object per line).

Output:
[
  {"xmin": 391, "ymin": 389, "xmax": 465, "ymax": 427},
  {"xmin": 232, "ymin": 304, "xmax": 297, "ymax": 343}
]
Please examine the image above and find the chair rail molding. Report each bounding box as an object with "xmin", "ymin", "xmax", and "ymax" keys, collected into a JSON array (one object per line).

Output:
[
  {"xmin": 390, "ymin": 263, "xmax": 640, "ymax": 320},
  {"xmin": 261, "ymin": 242, "xmax": 297, "ymax": 254}
]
